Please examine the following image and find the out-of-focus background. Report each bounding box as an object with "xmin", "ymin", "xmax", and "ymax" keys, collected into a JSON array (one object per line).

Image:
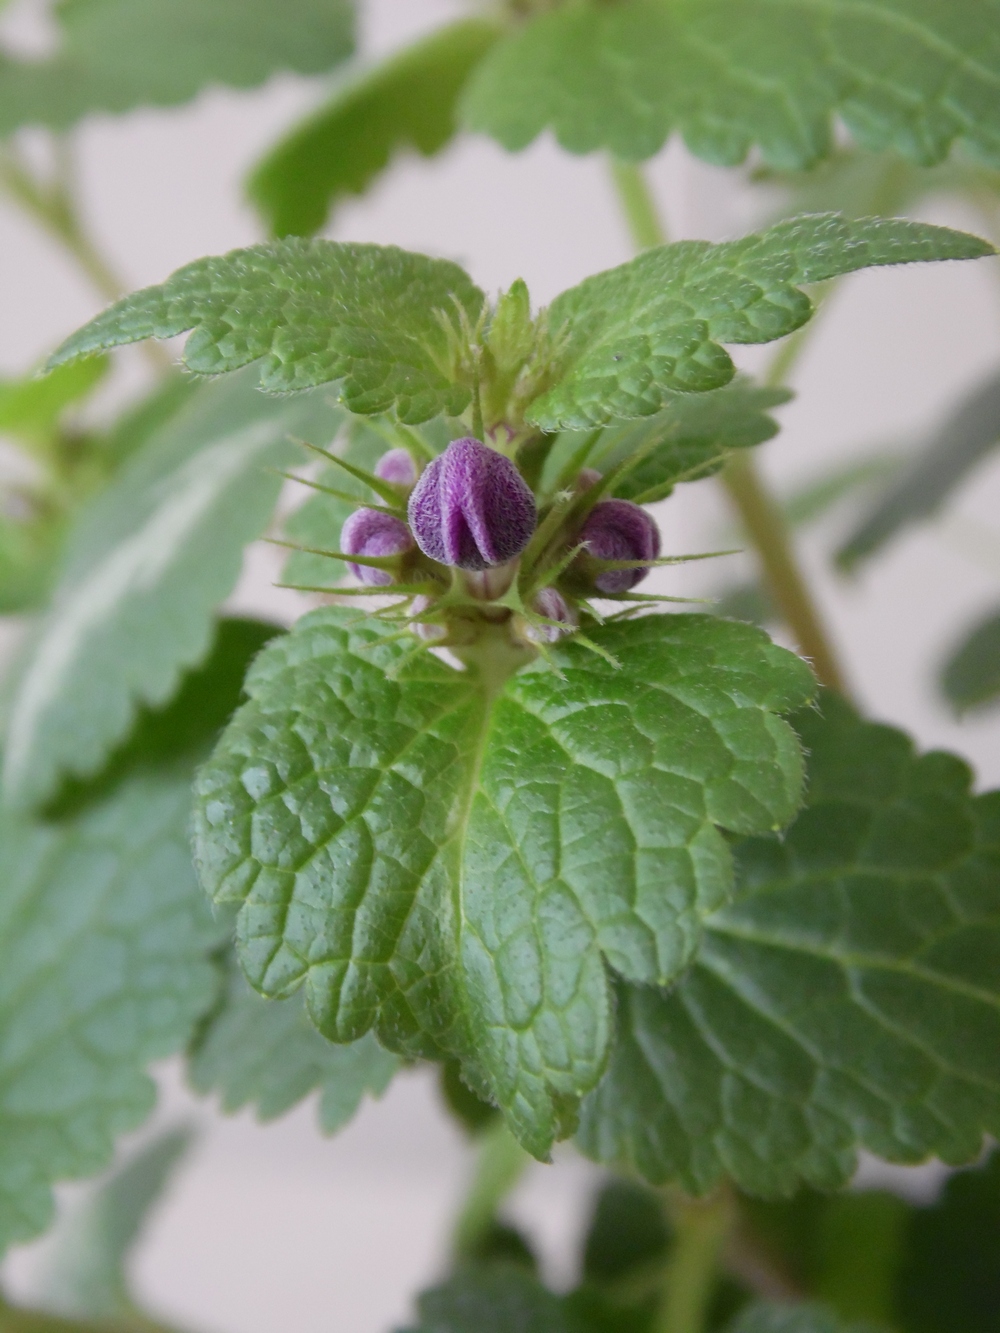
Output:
[{"xmin": 1, "ymin": 0, "xmax": 998, "ymax": 1329}]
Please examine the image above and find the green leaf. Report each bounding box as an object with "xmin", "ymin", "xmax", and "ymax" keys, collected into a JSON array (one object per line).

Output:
[
  {"xmin": 194, "ymin": 608, "xmax": 813, "ymax": 1156},
  {"xmin": 399, "ymin": 1268, "xmax": 577, "ymax": 1333},
  {"xmin": 1, "ymin": 370, "xmax": 340, "ymax": 810},
  {"xmin": 544, "ymin": 379, "xmax": 791, "ymax": 503},
  {"xmin": 0, "ymin": 358, "xmax": 109, "ymax": 448},
  {"xmin": 0, "ymin": 616, "xmax": 275, "ymax": 1255},
  {"xmin": 939, "ymin": 606, "xmax": 1000, "ymax": 714},
  {"xmin": 461, "ymin": 0, "xmax": 1000, "ymax": 171},
  {"xmin": 37, "ymin": 1127, "xmax": 192, "ymax": 1322},
  {"xmin": 727, "ymin": 1304, "xmax": 879, "ymax": 1333},
  {"xmin": 837, "ymin": 366, "xmax": 1000, "ymax": 568},
  {"xmin": 188, "ymin": 959, "xmax": 398, "ymax": 1133},
  {"xmin": 896, "ymin": 1146, "xmax": 1000, "ymax": 1333},
  {"xmin": 47, "ymin": 240, "xmax": 485, "ymax": 423},
  {"xmin": 577, "ymin": 693, "xmax": 1000, "ymax": 1195},
  {"xmin": 582, "ymin": 1179, "xmax": 669, "ymax": 1285},
  {"xmin": 249, "ymin": 18, "xmax": 503, "ymax": 238},
  {"xmin": 529, "ymin": 214, "xmax": 994, "ymax": 430},
  {"xmin": 0, "ymin": 0, "xmax": 354, "ymax": 134}
]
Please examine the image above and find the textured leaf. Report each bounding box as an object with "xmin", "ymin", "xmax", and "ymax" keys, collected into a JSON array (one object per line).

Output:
[
  {"xmin": 399, "ymin": 1269, "xmax": 577, "ymax": 1333},
  {"xmin": 896, "ymin": 1146, "xmax": 1000, "ymax": 1333},
  {"xmin": 461, "ymin": 0, "xmax": 1000, "ymax": 171},
  {"xmin": 529, "ymin": 215, "xmax": 993, "ymax": 430},
  {"xmin": 838, "ymin": 366, "xmax": 1000, "ymax": 568},
  {"xmin": 249, "ymin": 18, "xmax": 503, "ymax": 238},
  {"xmin": 48, "ymin": 240, "xmax": 486, "ymax": 423},
  {"xmin": 939, "ymin": 606, "xmax": 1000, "ymax": 714},
  {"xmin": 0, "ymin": 0, "xmax": 354, "ymax": 134},
  {"xmin": 727, "ymin": 1304, "xmax": 878, "ymax": 1333},
  {"xmin": 577, "ymin": 693, "xmax": 1000, "ymax": 1195},
  {"xmin": 0, "ymin": 617, "xmax": 274, "ymax": 1255},
  {"xmin": 188, "ymin": 961, "xmax": 399, "ymax": 1133},
  {"xmin": 544, "ymin": 379, "xmax": 790, "ymax": 503},
  {"xmin": 194, "ymin": 608, "xmax": 813, "ymax": 1156},
  {"xmin": 38, "ymin": 1128, "xmax": 192, "ymax": 1322},
  {"xmin": 1, "ymin": 370, "xmax": 339, "ymax": 810}
]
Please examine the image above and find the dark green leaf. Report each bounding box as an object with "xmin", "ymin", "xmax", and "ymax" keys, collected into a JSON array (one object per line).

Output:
[
  {"xmin": 399, "ymin": 1268, "xmax": 577, "ymax": 1333},
  {"xmin": 727, "ymin": 1303, "xmax": 879, "ymax": 1333},
  {"xmin": 188, "ymin": 960, "xmax": 398, "ymax": 1132},
  {"xmin": 529, "ymin": 216, "xmax": 993, "ymax": 430},
  {"xmin": 249, "ymin": 18, "xmax": 503, "ymax": 238},
  {"xmin": 461, "ymin": 0, "xmax": 1000, "ymax": 171},
  {"xmin": 838, "ymin": 367, "xmax": 1000, "ymax": 568},
  {"xmin": 38, "ymin": 1128, "xmax": 192, "ymax": 1322},
  {"xmin": 0, "ymin": 0, "xmax": 354, "ymax": 134},
  {"xmin": 1, "ymin": 370, "xmax": 340, "ymax": 810},
  {"xmin": 578, "ymin": 694, "xmax": 1000, "ymax": 1195},
  {"xmin": 939, "ymin": 606, "xmax": 1000, "ymax": 714},
  {"xmin": 582, "ymin": 1179, "xmax": 669, "ymax": 1285},
  {"xmin": 543, "ymin": 380, "xmax": 790, "ymax": 504},
  {"xmin": 48, "ymin": 239, "xmax": 485, "ymax": 423},
  {"xmin": 193, "ymin": 609, "xmax": 813, "ymax": 1156},
  {"xmin": 896, "ymin": 1147, "xmax": 1000, "ymax": 1333}
]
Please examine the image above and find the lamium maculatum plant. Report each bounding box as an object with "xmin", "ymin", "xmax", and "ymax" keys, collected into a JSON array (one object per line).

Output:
[{"xmin": 0, "ymin": 4, "xmax": 999, "ymax": 1333}]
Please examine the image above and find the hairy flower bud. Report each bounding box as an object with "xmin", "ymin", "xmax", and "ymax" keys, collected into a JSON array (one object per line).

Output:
[
  {"xmin": 407, "ymin": 437, "xmax": 536, "ymax": 571},
  {"xmin": 578, "ymin": 499, "xmax": 660, "ymax": 593},
  {"xmin": 341, "ymin": 507, "xmax": 414, "ymax": 587},
  {"xmin": 375, "ymin": 448, "xmax": 418, "ymax": 488},
  {"xmin": 530, "ymin": 587, "xmax": 576, "ymax": 642}
]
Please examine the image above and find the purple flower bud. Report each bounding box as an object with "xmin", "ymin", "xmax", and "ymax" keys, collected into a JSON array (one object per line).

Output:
[
  {"xmin": 375, "ymin": 448, "xmax": 418, "ymax": 488},
  {"xmin": 407, "ymin": 437, "xmax": 536, "ymax": 571},
  {"xmin": 530, "ymin": 587, "xmax": 576, "ymax": 642},
  {"xmin": 578, "ymin": 499, "xmax": 660, "ymax": 594},
  {"xmin": 576, "ymin": 468, "xmax": 602, "ymax": 492},
  {"xmin": 341, "ymin": 507, "xmax": 413, "ymax": 587}
]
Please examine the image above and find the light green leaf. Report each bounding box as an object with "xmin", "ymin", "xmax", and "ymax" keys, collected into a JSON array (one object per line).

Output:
[
  {"xmin": 0, "ymin": 617, "xmax": 276, "ymax": 1256},
  {"xmin": 38, "ymin": 1127, "xmax": 192, "ymax": 1323},
  {"xmin": 188, "ymin": 960, "xmax": 399, "ymax": 1133},
  {"xmin": 529, "ymin": 214, "xmax": 994, "ymax": 430},
  {"xmin": 249, "ymin": 18, "xmax": 503, "ymax": 238},
  {"xmin": 577, "ymin": 694, "xmax": 1000, "ymax": 1196},
  {"xmin": 0, "ymin": 357, "xmax": 109, "ymax": 448},
  {"xmin": 399, "ymin": 1269, "xmax": 577, "ymax": 1333},
  {"xmin": 0, "ymin": 0, "xmax": 354, "ymax": 134},
  {"xmin": 48, "ymin": 239, "xmax": 485, "ymax": 423},
  {"xmin": 727, "ymin": 1304, "xmax": 879, "ymax": 1333},
  {"xmin": 939, "ymin": 606, "xmax": 1000, "ymax": 714},
  {"xmin": 461, "ymin": 0, "xmax": 1000, "ymax": 171},
  {"xmin": 543, "ymin": 379, "xmax": 791, "ymax": 503},
  {"xmin": 837, "ymin": 366, "xmax": 1000, "ymax": 568},
  {"xmin": 194, "ymin": 608, "xmax": 813, "ymax": 1156},
  {"xmin": 1, "ymin": 370, "xmax": 339, "ymax": 810}
]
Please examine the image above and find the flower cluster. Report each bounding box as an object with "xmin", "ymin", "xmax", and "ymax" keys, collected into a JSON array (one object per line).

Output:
[{"xmin": 317, "ymin": 433, "xmax": 664, "ymax": 653}]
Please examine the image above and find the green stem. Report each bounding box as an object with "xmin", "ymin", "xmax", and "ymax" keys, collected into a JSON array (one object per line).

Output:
[
  {"xmin": 721, "ymin": 451, "xmax": 847, "ymax": 692},
  {"xmin": 654, "ymin": 1190, "xmax": 735, "ymax": 1333},
  {"xmin": 451, "ymin": 1118, "xmax": 531, "ymax": 1261},
  {"xmin": 0, "ymin": 140, "xmax": 170, "ymax": 373},
  {"xmin": 609, "ymin": 158, "xmax": 668, "ymax": 249},
  {"xmin": 606, "ymin": 157, "xmax": 849, "ymax": 695}
]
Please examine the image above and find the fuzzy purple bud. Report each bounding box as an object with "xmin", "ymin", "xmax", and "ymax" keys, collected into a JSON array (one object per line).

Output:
[
  {"xmin": 407, "ymin": 437, "xmax": 536, "ymax": 571},
  {"xmin": 375, "ymin": 448, "xmax": 418, "ymax": 488},
  {"xmin": 341, "ymin": 507, "xmax": 413, "ymax": 587},
  {"xmin": 530, "ymin": 587, "xmax": 576, "ymax": 642},
  {"xmin": 578, "ymin": 499, "xmax": 660, "ymax": 593}
]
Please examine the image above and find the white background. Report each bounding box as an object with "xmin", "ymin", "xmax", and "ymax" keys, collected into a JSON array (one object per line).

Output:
[{"xmin": 1, "ymin": 1, "xmax": 999, "ymax": 1330}]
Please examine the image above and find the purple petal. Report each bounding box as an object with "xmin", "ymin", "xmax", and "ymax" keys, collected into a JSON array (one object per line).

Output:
[
  {"xmin": 578, "ymin": 499, "xmax": 660, "ymax": 593},
  {"xmin": 375, "ymin": 448, "xmax": 418, "ymax": 487}
]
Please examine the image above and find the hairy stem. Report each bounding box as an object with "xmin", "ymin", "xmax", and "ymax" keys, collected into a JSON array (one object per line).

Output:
[
  {"xmin": 0, "ymin": 139, "xmax": 171, "ymax": 373},
  {"xmin": 606, "ymin": 157, "xmax": 848, "ymax": 693},
  {"xmin": 451, "ymin": 1118, "xmax": 531, "ymax": 1260},
  {"xmin": 654, "ymin": 1190, "xmax": 735, "ymax": 1333}
]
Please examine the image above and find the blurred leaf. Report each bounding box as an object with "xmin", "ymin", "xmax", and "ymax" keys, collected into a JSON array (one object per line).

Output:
[
  {"xmin": 462, "ymin": 0, "xmax": 1000, "ymax": 171},
  {"xmin": 38, "ymin": 1128, "xmax": 192, "ymax": 1322},
  {"xmin": 1, "ymin": 369, "xmax": 340, "ymax": 810},
  {"xmin": 582, "ymin": 1179, "xmax": 669, "ymax": 1286},
  {"xmin": 838, "ymin": 367, "xmax": 1000, "ymax": 568},
  {"xmin": 0, "ymin": 0, "xmax": 355, "ymax": 134},
  {"xmin": 726, "ymin": 1304, "xmax": 879, "ymax": 1333},
  {"xmin": 188, "ymin": 961, "xmax": 399, "ymax": 1134},
  {"xmin": 896, "ymin": 1147, "xmax": 1000, "ymax": 1333},
  {"xmin": 0, "ymin": 358, "xmax": 109, "ymax": 449},
  {"xmin": 939, "ymin": 606, "xmax": 1000, "ymax": 714},
  {"xmin": 0, "ymin": 510, "xmax": 65, "ymax": 615},
  {"xmin": 90, "ymin": 375, "xmax": 198, "ymax": 473},
  {"xmin": 249, "ymin": 18, "xmax": 503, "ymax": 238},
  {"xmin": 399, "ymin": 1268, "xmax": 578, "ymax": 1333}
]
